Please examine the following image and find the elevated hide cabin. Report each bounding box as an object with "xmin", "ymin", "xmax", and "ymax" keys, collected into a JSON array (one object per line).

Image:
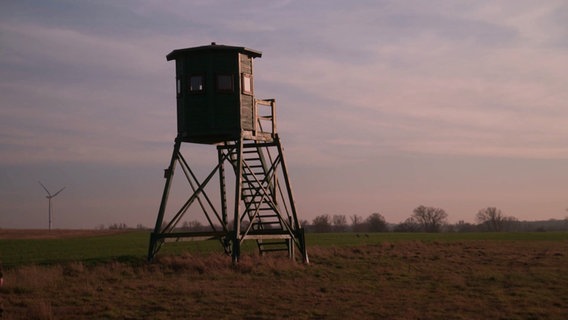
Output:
[
  {"xmin": 166, "ymin": 43, "xmax": 263, "ymax": 144},
  {"xmin": 149, "ymin": 43, "xmax": 308, "ymax": 264}
]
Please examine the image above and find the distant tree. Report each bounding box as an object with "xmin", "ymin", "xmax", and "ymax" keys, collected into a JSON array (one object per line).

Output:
[
  {"xmin": 299, "ymin": 220, "xmax": 310, "ymax": 228},
  {"xmin": 350, "ymin": 214, "xmax": 365, "ymax": 232},
  {"xmin": 476, "ymin": 207, "xmax": 515, "ymax": 232},
  {"xmin": 513, "ymin": 219, "xmax": 567, "ymax": 232},
  {"xmin": 393, "ymin": 217, "xmax": 421, "ymax": 232},
  {"xmin": 365, "ymin": 212, "xmax": 387, "ymax": 232},
  {"xmin": 109, "ymin": 223, "xmax": 128, "ymax": 230},
  {"xmin": 312, "ymin": 214, "xmax": 332, "ymax": 233},
  {"xmin": 501, "ymin": 216, "xmax": 520, "ymax": 232},
  {"xmin": 181, "ymin": 220, "xmax": 203, "ymax": 231},
  {"xmin": 412, "ymin": 205, "xmax": 448, "ymax": 232},
  {"xmin": 453, "ymin": 220, "xmax": 477, "ymax": 233},
  {"xmin": 332, "ymin": 214, "xmax": 348, "ymax": 232}
]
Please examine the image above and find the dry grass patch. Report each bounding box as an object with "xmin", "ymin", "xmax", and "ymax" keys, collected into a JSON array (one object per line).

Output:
[{"xmin": 1, "ymin": 239, "xmax": 567, "ymax": 319}]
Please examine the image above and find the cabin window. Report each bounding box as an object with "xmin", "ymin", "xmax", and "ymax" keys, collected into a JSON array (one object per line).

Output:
[
  {"xmin": 242, "ymin": 73, "xmax": 253, "ymax": 95},
  {"xmin": 217, "ymin": 74, "xmax": 233, "ymax": 92},
  {"xmin": 189, "ymin": 75, "xmax": 204, "ymax": 92}
]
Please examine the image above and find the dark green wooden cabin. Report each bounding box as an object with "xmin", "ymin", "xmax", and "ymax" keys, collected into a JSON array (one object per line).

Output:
[{"xmin": 166, "ymin": 43, "xmax": 262, "ymax": 144}]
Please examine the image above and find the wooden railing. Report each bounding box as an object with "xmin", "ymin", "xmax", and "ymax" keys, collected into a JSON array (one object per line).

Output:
[{"xmin": 254, "ymin": 99, "xmax": 276, "ymax": 138}]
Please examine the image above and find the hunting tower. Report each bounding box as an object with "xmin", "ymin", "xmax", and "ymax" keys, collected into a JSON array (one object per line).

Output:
[{"xmin": 148, "ymin": 43, "xmax": 308, "ymax": 263}]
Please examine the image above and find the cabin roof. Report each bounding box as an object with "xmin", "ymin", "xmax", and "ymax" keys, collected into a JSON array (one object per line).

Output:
[{"xmin": 166, "ymin": 43, "xmax": 262, "ymax": 61}]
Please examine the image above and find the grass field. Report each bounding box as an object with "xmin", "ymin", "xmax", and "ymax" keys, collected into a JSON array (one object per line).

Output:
[{"xmin": 1, "ymin": 230, "xmax": 567, "ymax": 319}]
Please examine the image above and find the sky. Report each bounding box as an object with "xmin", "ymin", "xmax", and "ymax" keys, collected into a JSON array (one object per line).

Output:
[{"xmin": 1, "ymin": 0, "xmax": 567, "ymax": 229}]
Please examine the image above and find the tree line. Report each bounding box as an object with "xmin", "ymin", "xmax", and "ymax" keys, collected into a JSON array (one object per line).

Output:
[
  {"xmin": 100, "ymin": 206, "xmax": 568, "ymax": 232},
  {"xmin": 304, "ymin": 206, "xmax": 568, "ymax": 233}
]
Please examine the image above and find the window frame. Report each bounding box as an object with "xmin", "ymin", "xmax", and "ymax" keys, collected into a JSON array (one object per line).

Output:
[
  {"xmin": 241, "ymin": 73, "xmax": 254, "ymax": 95},
  {"xmin": 188, "ymin": 74, "xmax": 205, "ymax": 94},
  {"xmin": 176, "ymin": 77, "xmax": 182, "ymax": 97},
  {"xmin": 216, "ymin": 74, "xmax": 234, "ymax": 93}
]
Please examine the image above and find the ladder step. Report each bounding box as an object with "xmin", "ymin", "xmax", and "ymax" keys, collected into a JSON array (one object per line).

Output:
[
  {"xmin": 242, "ymin": 174, "xmax": 266, "ymax": 179},
  {"xmin": 253, "ymin": 216, "xmax": 281, "ymax": 221},
  {"xmin": 253, "ymin": 220, "xmax": 281, "ymax": 224},
  {"xmin": 242, "ymin": 187, "xmax": 268, "ymax": 193},
  {"xmin": 260, "ymin": 240, "xmax": 289, "ymax": 246},
  {"xmin": 253, "ymin": 221, "xmax": 282, "ymax": 226},
  {"xmin": 253, "ymin": 223, "xmax": 282, "ymax": 228},
  {"xmin": 248, "ymin": 217, "xmax": 280, "ymax": 223},
  {"xmin": 257, "ymin": 213, "xmax": 279, "ymax": 217},
  {"xmin": 242, "ymin": 185, "xmax": 265, "ymax": 190},
  {"xmin": 248, "ymin": 214, "xmax": 280, "ymax": 220},
  {"xmin": 242, "ymin": 184, "xmax": 263, "ymax": 188},
  {"xmin": 243, "ymin": 174, "xmax": 265, "ymax": 179},
  {"xmin": 248, "ymin": 214, "xmax": 280, "ymax": 219},
  {"xmin": 242, "ymin": 190, "xmax": 268, "ymax": 195},
  {"xmin": 241, "ymin": 183, "xmax": 266, "ymax": 187},
  {"xmin": 247, "ymin": 213, "xmax": 278, "ymax": 218},
  {"xmin": 253, "ymin": 220, "xmax": 282, "ymax": 226}
]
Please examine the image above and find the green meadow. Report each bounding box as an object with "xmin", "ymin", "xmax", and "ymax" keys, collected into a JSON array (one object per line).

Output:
[{"xmin": 1, "ymin": 230, "xmax": 566, "ymax": 267}]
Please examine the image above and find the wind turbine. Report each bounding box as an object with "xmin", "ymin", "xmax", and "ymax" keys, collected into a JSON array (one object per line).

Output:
[{"xmin": 39, "ymin": 181, "xmax": 65, "ymax": 231}]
